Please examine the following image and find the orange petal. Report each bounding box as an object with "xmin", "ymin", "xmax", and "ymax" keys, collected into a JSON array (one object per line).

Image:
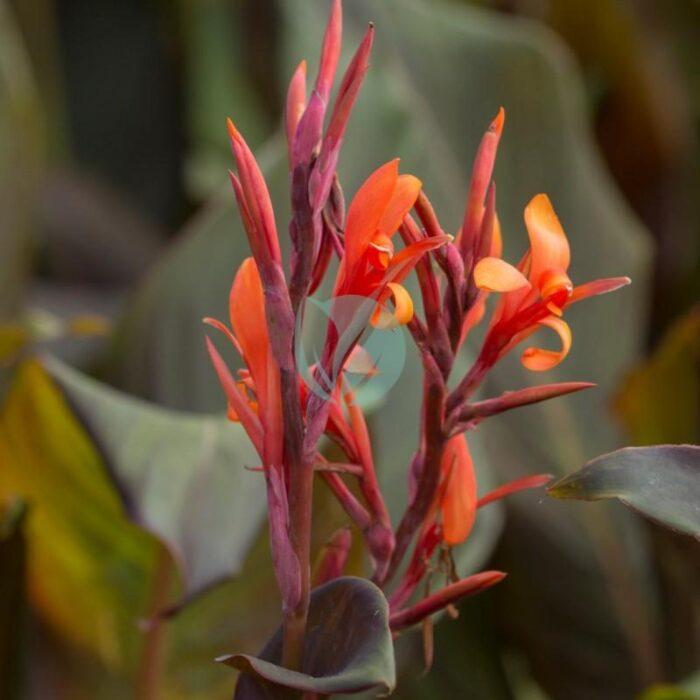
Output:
[
  {"xmin": 521, "ymin": 316, "xmax": 572, "ymax": 372},
  {"xmin": 524, "ymin": 194, "xmax": 570, "ymax": 289},
  {"xmin": 229, "ymin": 258, "xmax": 269, "ymax": 388},
  {"xmin": 377, "ymin": 174, "xmax": 422, "ymax": 239},
  {"xmin": 229, "ymin": 258, "xmax": 282, "ymax": 463},
  {"xmin": 371, "ymin": 282, "xmax": 414, "ymax": 328},
  {"xmin": 441, "ymin": 435, "xmax": 477, "ymax": 546},
  {"xmin": 344, "ymin": 160, "xmax": 399, "ymax": 270},
  {"xmin": 474, "ymin": 256, "xmax": 531, "ymax": 293}
]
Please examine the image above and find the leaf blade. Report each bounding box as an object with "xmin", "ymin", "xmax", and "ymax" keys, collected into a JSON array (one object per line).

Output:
[
  {"xmin": 220, "ymin": 576, "xmax": 395, "ymax": 698},
  {"xmin": 548, "ymin": 445, "xmax": 700, "ymax": 538}
]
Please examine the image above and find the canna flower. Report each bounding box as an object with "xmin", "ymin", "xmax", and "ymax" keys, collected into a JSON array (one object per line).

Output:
[
  {"xmin": 333, "ymin": 159, "xmax": 450, "ymax": 329},
  {"xmin": 204, "ymin": 257, "xmax": 283, "ymax": 467},
  {"xmin": 204, "ymin": 258, "xmax": 301, "ymax": 612},
  {"xmin": 472, "ymin": 193, "xmax": 630, "ymax": 372}
]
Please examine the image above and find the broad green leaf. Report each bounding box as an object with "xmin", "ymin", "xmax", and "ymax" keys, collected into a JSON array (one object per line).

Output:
[
  {"xmin": 615, "ymin": 308, "xmax": 700, "ymax": 445},
  {"xmin": 0, "ymin": 498, "xmax": 27, "ymax": 700},
  {"xmin": 41, "ymin": 355, "xmax": 265, "ymax": 599},
  {"xmin": 220, "ymin": 576, "xmax": 395, "ymax": 698},
  {"xmin": 548, "ymin": 445, "xmax": 700, "ymax": 539}
]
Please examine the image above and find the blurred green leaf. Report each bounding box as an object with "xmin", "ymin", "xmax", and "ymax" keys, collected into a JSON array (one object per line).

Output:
[
  {"xmin": 39, "ymin": 355, "xmax": 265, "ymax": 600},
  {"xmin": 549, "ymin": 445, "xmax": 700, "ymax": 539},
  {"xmin": 615, "ymin": 307, "xmax": 700, "ymax": 445},
  {"xmin": 222, "ymin": 576, "xmax": 395, "ymax": 699},
  {"xmin": 0, "ymin": 498, "xmax": 27, "ymax": 700}
]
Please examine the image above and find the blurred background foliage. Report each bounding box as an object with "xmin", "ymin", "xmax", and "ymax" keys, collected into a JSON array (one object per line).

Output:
[{"xmin": 0, "ymin": 0, "xmax": 698, "ymax": 698}]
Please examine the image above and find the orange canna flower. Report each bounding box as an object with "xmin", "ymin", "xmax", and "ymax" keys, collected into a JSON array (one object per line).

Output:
[
  {"xmin": 333, "ymin": 159, "xmax": 450, "ymax": 328},
  {"xmin": 205, "ymin": 257, "xmax": 283, "ymax": 467},
  {"xmin": 473, "ymin": 193, "xmax": 630, "ymax": 372}
]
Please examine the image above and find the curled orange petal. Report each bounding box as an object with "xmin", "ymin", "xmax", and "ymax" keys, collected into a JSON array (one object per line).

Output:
[
  {"xmin": 521, "ymin": 316, "xmax": 572, "ymax": 372},
  {"xmin": 371, "ymin": 282, "xmax": 414, "ymax": 328},
  {"xmin": 524, "ymin": 194, "xmax": 570, "ymax": 289},
  {"xmin": 474, "ymin": 256, "xmax": 531, "ymax": 293}
]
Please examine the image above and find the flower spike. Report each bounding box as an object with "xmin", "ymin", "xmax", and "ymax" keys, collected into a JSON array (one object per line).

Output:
[{"xmin": 207, "ymin": 4, "xmax": 632, "ymax": 683}]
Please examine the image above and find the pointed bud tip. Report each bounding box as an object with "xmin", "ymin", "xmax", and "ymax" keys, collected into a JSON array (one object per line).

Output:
[
  {"xmin": 490, "ymin": 107, "xmax": 505, "ymax": 136},
  {"xmin": 226, "ymin": 117, "xmax": 240, "ymax": 142}
]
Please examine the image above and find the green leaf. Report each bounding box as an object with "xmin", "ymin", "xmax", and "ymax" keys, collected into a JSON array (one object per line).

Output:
[
  {"xmin": 219, "ymin": 576, "xmax": 395, "ymax": 698},
  {"xmin": 41, "ymin": 355, "xmax": 265, "ymax": 599},
  {"xmin": 548, "ymin": 445, "xmax": 700, "ymax": 538}
]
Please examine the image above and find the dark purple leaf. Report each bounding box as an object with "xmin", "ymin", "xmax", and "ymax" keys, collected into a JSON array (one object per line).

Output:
[
  {"xmin": 548, "ymin": 445, "xmax": 700, "ymax": 538},
  {"xmin": 219, "ymin": 576, "xmax": 395, "ymax": 698}
]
